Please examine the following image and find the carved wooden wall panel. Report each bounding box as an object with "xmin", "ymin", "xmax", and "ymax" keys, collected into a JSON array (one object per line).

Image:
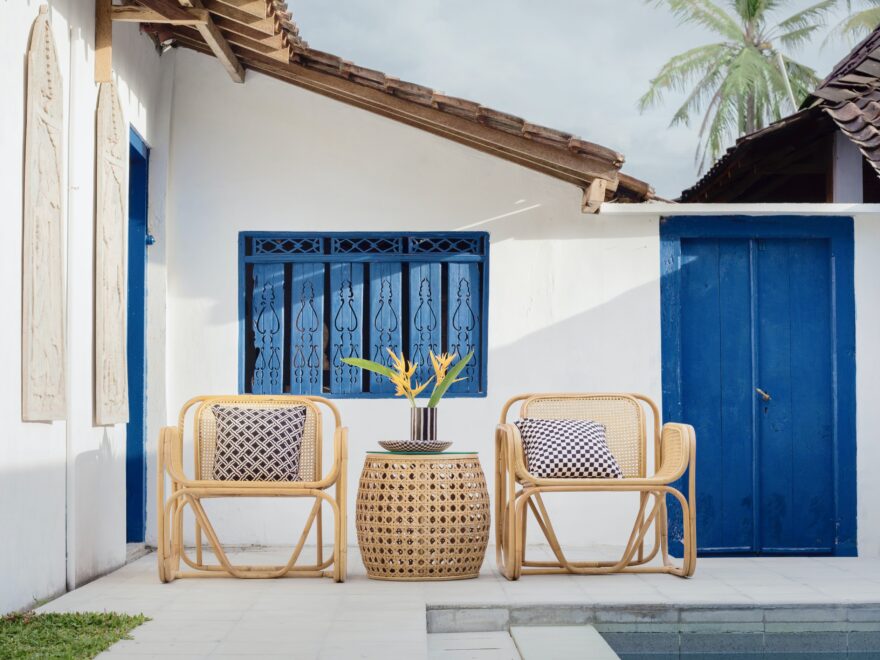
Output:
[
  {"xmin": 95, "ymin": 81, "xmax": 129, "ymax": 425},
  {"xmin": 22, "ymin": 6, "xmax": 66, "ymax": 422}
]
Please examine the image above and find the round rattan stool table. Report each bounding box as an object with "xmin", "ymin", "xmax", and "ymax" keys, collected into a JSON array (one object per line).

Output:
[{"xmin": 356, "ymin": 451, "xmax": 491, "ymax": 581}]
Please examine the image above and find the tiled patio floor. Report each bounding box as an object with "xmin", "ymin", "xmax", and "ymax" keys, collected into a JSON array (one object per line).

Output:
[{"xmin": 37, "ymin": 546, "xmax": 880, "ymax": 659}]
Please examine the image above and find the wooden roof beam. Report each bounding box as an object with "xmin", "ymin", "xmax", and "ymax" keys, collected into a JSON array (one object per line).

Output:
[
  {"xmin": 202, "ymin": 0, "xmax": 277, "ymax": 34},
  {"xmin": 177, "ymin": 0, "xmax": 245, "ymax": 83},
  {"xmin": 582, "ymin": 178, "xmax": 608, "ymax": 213},
  {"xmin": 211, "ymin": 0, "xmax": 271, "ymax": 17},
  {"xmin": 136, "ymin": 0, "xmax": 199, "ymax": 22},
  {"xmin": 112, "ymin": 4, "xmax": 208, "ymax": 25}
]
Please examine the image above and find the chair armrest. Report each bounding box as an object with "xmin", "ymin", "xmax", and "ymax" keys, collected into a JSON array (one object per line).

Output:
[
  {"xmin": 322, "ymin": 426, "xmax": 348, "ymax": 484},
  {"xmin": 651, "ymin": 422, "xmax": 695, "ymax": 483},
  {"xmin": 159, "ymin": 426, "xmax": 189, "ymax": 485},
  {"xmin": 496, "ymin": 423, "xmax": 531, "ymax": 480}
]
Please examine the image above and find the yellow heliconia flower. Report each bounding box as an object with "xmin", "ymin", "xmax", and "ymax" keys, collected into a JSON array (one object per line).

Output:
[
  {"xmin": 430, "ymin": 351, "xmax": 457, "ymax": 385},
  {"xmin": 385, "ymin": 348, "xmax": 432, "ymax": 405},
  {"xmin": 386, "ymin": 348, "xmax": 407, "ymax": 374},
  {"xmin": 410, "ymin": 378, "xmax": 432, "ymax": 398}
]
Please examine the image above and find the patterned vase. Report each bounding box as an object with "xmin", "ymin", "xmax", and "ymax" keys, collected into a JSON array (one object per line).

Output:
[{"xmin": 410, "ymin": 406, "xmax": 438, "ymax": 442}]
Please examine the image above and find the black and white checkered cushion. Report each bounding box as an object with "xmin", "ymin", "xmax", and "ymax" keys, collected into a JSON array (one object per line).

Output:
[
  {"xmin": 515, "ymin": 417, "xmax": 623, "ymax": 479},
  {"xmin": 212, "ymin": 405, "xmax": 306, "ymax": 481}
]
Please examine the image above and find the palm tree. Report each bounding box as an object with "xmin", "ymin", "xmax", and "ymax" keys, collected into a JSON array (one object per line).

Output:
[
  {"xmin": 829, "ymin": 1, "xmax": 880, "ymax": 43},
  {"xmin": 639, "ymin": 0, "xmax": 835, "ymax": 172}
]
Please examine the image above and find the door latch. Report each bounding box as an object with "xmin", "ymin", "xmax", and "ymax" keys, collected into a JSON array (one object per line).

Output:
[{"xmin": 755, "ymin": 388, "xmax": 772, "ymax": 402}]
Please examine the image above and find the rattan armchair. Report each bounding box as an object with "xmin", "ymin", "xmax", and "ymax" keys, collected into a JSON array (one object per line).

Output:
[
  {"xmin": 157, "ymin": 395, "xmax": 347, "ymax": 582},
  {"xmin": 495, "ymin": 393, "xmax": 696, "ymax": 579}
]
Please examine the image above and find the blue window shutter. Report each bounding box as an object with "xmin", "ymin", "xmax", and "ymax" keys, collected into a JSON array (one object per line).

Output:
[
  {"xmin": 408, "ymin": 263, "xmax": 442, "ymax": 387},
  {"xmin": 368, "ymin": 262, "xmax": 403, "ymax": 393},
  {"xmin": 290, "ymin": 263, "xmax": 325, "ymax": 395},
  {"xmin": 329, "ymin": 262, "xmax": 364, "ymax": 394},
  {"xmin": 447, "ymin": 262, "xmax": 481, "ymax": 393},
  {"xmin": 251, "ymin": 263, "xmax": 285, "ymax": 394}
]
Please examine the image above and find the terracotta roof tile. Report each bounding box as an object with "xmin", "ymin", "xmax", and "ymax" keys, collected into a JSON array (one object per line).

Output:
[
  {"xmin": 153, "ymin": 0, "xmax": 654, "ymax": 202},
  {"xmin": 682, "ymin": 23, "xmax": 880, "ymax": 200}
]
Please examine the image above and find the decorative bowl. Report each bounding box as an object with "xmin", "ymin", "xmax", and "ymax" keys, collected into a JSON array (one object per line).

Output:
[{"xmin": 378, "ymin": 440, "xmax": 452, "ymax": 453}]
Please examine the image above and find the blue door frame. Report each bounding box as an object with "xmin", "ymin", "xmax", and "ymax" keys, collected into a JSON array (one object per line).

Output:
[
  {"xmin": 660, "ymin": 215, "xmax": 856, "ymax": 557},
  {"xmin": 126, "ymin": 128, "xmax": 149, "ymax": 543}
]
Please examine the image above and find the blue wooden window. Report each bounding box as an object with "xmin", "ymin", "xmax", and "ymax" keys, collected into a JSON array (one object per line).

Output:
[{"xmin": 239, "ymin": 232, "xmax": 489, "ymax": 398}]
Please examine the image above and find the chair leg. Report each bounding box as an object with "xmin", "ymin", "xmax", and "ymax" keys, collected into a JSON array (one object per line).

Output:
[
  {"xmin": 517, "ymin": 489, "xmax": 687, "ymax": 576},
  {"xmin": 333, "ymin": 454, "xmax": 347, "ymax": 583}
]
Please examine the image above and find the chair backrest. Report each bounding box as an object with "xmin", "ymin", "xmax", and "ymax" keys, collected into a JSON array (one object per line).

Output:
[
  {"xmin": 187, "ymin": 396, "xmax": 325, "ymax": 481},
  {"xmin": 516, "ymin": 394, "xmax": 648, "ymax": 478}
]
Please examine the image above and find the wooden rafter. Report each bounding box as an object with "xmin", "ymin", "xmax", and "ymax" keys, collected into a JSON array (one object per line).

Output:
[
  {"xmin": 179, "ymin": 0, "xmax": 246, "ymax": 82},
  {"xmin": 136, "ymin": 0, "xmax": 198, "ymax": 22},
  {"xmin": 111, "ymin": 5, "xmax": 208, "ymax": 25},
  {"xmin": 211, "ymin": 0, "xmax": 271, "ymax": 16},
  {"xmin": 131, "ymin": 0, "xmax": 246, "ymax": 82},
  {"xmin": 95, "ymin": 0, "xmax": 112, "ymax": 82},
  {"xmin": 582, "ymin": 178, "xmax": 608, "ymax": 213},
  {"xmin": 202, "ymin": 0, "xmax": 278, "ymax": 35}
]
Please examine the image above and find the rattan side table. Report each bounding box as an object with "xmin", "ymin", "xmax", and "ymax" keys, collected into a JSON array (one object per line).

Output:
[{"xmin": 356, "ymin": 451, "xmax": 491, "ymax": 581}]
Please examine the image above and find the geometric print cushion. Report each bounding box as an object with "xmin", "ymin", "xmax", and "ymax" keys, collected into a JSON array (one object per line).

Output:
[
  {"xmin": 211, "ymin": 405, "xmax": 306, "ymax": 481},
  {"xmin": 514, "ymin": 417, "xmax": 623, "ymax": 479}
]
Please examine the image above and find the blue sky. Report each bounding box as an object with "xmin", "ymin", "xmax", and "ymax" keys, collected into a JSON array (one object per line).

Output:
[{"xmin": 291, "ymin": 1, "xmax": 859, "ymax": 198}]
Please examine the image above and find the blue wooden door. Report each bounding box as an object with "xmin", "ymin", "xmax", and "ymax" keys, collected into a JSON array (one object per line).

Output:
[
  {"xmin": 126, "ymin": 129, "xmax": 149, "ymax": 543},
  {"xmin": 661, "ymin": 216, "xmax": 856, "ymax": 557}
]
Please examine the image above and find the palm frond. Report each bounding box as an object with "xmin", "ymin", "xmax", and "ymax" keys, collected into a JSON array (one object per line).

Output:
[
  {"xmin": 827, "ymin": 4, "xmax": 880, "ymax": 43},
  {"xmin": 775, "ymin": 0, "xmax": 837, "ymax": 33},
  {"xmin": 647, "ymin": 0, "xmax": 744, "ymax": 40},
  {"xmin": 669, "ymin": 54, "xmax": 734, "ymax": 127},
  {"xmin": 776, "ymin": 23, "xmax": 825, "ymax": 49},
  {"xmin": 638, "ymin": 43, "xmax": 733, "ymax": 111}
]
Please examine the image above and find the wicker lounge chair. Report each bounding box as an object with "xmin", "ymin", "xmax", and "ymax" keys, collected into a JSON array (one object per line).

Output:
[
  {"xmin": 157, "ymin": 395, "xmax": 347, "ymax": 582},
  {"xmin": 495, "ymin": 393, "xmax": 696, "ymax": 579}
]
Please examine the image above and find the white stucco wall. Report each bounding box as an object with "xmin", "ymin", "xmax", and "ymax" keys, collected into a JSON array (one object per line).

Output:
[
  {"xmin": 854, "ymin": 213, "xmax": 880, "ymax": 557},
  {"xmin": 163, "ymin": 49, "xmax": 662, "ymax": 549},
  {"xmin": 0, "ymin": 2, "xmax": 172, "ymax": 613},
  {"xmin": 163, "ymin": 51, "xmax": 880, "ymax": 557}
]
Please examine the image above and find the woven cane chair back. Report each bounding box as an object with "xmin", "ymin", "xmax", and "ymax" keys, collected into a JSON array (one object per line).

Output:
[
  {"xmin": 520, "ymin": 394, "xmax": 646, "ymax": 478},
  {"xmin": 193, "ymin": 397, "xmax": 321, "ymax": 481}
]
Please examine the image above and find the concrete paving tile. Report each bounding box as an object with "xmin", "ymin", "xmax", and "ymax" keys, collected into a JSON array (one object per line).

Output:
[
  {"xmin": 318, "ymin": 641, "xmax": 427, "ymax": 659},
  {"xmin": 127, "ymin": 622, "xmax": 231, "ymax": 643},
  {"xmin": 427, "ymin": 608, "xmax": 509, "ymax": 633},
  {"xmin": 594, "ymin": 605, "xmax": 678, "ymax": 624},
  {"xmin": 100, "ymin": 654, "xmax": 211, "ymax": 659},
  {"xmin": 508, "ymin": 604, "xmax": 593, "ymax": 626},
  {"xmin": 33, "ymin": 547, "xmax": 880, "ymax": 659},
  {"xmin": 103, "ymin": 640, "xmax": 219, "ymax": 655},
  {"xmin": 211, "ymin": 640, "xmax": 322, "ymax": 655},
  {"xmin": 764, "ymin": 605, "xmax": 848, "ymax": 621},
  {"xmin": 511, "ymin": 625, "xmax": 618, "ymax": 659},
  {"xmin": 679, "ymin": 607, "xmax": 763, "ymax": 623}
]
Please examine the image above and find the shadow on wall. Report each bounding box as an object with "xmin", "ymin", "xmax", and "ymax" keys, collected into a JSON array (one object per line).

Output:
[
  {"xmin": 479, "ymin": 276, "xmax": 663, "ymax": 549},
  {"xmin": 74, "ymin": 429, "xmax": 126, "ymax": 586},
  {"xmin": 163, "ymin": 275, "xmax": 665, "ymax": 548},
  {"xmin": 0, "ymin": 455, "xmax": 67, "ymax": 614},
  {"xmin": 456, "ymin": 199, "xmax": 658, "ymax": 244}
]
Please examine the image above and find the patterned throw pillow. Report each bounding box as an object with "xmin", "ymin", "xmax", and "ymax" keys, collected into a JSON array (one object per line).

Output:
[
  {"xmin": 514, "ymin": 417, "xmax": 623, "ymax": 479},
  {"xmin": 211, "ymin": 405, "xmax": 306, "ymax": 481}
]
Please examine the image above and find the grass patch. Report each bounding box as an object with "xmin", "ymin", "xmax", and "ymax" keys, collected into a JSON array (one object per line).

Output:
[{"xmin": 0, "ymin": 611, "xmax": 148, "ymax": 659}]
